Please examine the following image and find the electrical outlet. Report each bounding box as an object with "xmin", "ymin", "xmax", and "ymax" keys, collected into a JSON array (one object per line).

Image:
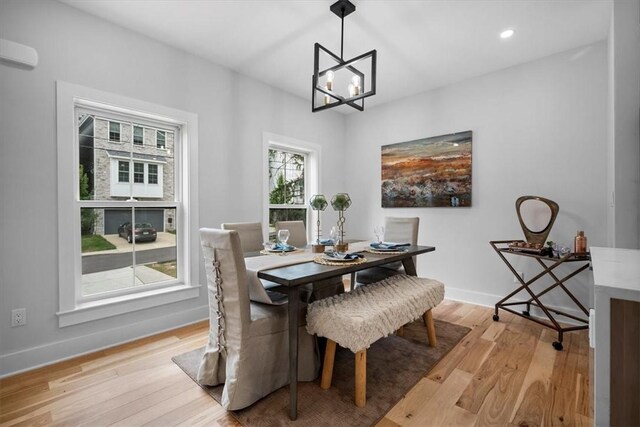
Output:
[
  {"xmin": 11, "ymin": 308, "xmax": 26, "ymax": 327},
  {"xmin": 513, "ymin": 272, "xmax": 524, "ymax": 283}
]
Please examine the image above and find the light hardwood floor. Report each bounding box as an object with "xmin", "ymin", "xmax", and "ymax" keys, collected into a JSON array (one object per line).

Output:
[{"xmin": 0, "ymin": 300, "xmax": 592, "ymax": 426}]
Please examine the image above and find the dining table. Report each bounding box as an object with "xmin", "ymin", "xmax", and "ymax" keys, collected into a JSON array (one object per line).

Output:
[{"xmin": 245, "ymin": 241, "xmax": 436, "ymax": 420}]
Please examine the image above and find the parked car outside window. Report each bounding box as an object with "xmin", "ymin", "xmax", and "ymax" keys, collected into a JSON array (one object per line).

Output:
[{"xmin": 117, "ymin": 222, "xmax": 157, "ymax": 243}]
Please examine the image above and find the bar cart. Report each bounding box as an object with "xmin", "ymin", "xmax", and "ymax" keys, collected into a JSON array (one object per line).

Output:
[{"xmin": 489, "ymin": 239, "xmax": 590, "ymax": 350}]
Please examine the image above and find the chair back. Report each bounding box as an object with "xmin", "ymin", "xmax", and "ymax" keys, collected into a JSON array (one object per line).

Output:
[
  {"xmin": 384, "ymin": 217, "xmax": 419, "ymax": 244},
  {"xmin": 221, "ymin": 222, "xmax": 264, "ymax": 253},
  {"xmin": 275, "ymin": 220, "xmax": 308, "ymax": 248},
  {"xmin": 385, "ymin": 217, "xmax": 420, "ymax": 268},
  {"xmin": 200, "ymin": 228, "xmax": 251, "ymax": 336}
]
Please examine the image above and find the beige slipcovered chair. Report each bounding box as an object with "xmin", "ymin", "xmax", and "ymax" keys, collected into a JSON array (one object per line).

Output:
[
  {"xmin": 275, "ymin": 220, "xmax": 308, "ymax": 248},
  {"xmin": 356, "ymin": 217, "xmax": 420, "ymax": 286},
  {"xmin": 197, "ymin": 228, "xmax": 319, "ymax": 410},
  {"xmin": 221, "ymin": 222, "xmax": 264, "ymax": 254}
]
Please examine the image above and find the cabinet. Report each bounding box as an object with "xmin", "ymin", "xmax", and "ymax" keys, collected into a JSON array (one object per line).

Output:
[{"xmin": 591, "ymin": 247, "xmax": 640, "ymax": 426}]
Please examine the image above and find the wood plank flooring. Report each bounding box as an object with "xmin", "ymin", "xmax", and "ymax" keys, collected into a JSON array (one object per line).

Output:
[{"xmin": 0, "ymin": 300, "xmax": 592, "ymax": 426}]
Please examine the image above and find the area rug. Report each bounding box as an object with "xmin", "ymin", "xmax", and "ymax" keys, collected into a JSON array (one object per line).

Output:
[{"xmin": 172, "ymin": 319, "xmax": 470, "ymax": 426}]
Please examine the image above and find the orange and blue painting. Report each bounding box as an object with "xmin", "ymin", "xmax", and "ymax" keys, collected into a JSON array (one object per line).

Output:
[{"xmin": 381, "ymin": 131, "xmax": 472, "ymax": 207}]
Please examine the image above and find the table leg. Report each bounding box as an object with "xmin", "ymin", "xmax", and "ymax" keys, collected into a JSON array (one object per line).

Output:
[
  {"xmin": 402, "ymin": 257, "xmax": 417, "ymax": 276},
  {"xmin": 288, "ymin": 286, "xmax": 299, "ymax": 421}
]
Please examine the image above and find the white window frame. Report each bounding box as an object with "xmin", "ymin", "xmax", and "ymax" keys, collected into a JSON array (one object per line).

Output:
[
  {"xmin": 148, "ymin": 163, "xmax": 159, "ymax": 184},
  {"xmin": 133, "ymin": 125, "xmax": 144, "ymax": 145},
  {"xmin": 109, "ymin": 121, "xmax": 121, "ymax": 142},
  {"xmin": 133, "ymin": 161, "xmax": 145, "ymax": 183},
  {"xmin": 156, "ymin": 130, "xmax": 166, "ymax": 148},
  {"xmin": 118, "ymin": 160, "xmax": 129, "ymax": 183},
  {"xmin": 56, "ymin": 81, "xmax": 200, "ymax": 327},
  {"xmin": 109, "ymin": 156, "xmax": 165, "ymax": 199},
  {"xmin": 262, "ymin": 132, "xmax": 320, "ymax": 243}
]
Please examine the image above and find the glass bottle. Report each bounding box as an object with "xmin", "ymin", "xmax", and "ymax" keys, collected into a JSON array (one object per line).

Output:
[{"xmin": 574, "ymin": 230, "xmax": 587, "ymax": 254}]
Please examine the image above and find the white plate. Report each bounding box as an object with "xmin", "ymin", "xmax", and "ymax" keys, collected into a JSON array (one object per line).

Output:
[{"xmin": 322, "ymin": 254, "xmax": 355, "ymax": 262}]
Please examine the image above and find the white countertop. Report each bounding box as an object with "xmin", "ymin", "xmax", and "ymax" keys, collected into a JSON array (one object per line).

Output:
[{"xmin": 591, "ymin": 246, "xmax": 640, "ymax": 294}]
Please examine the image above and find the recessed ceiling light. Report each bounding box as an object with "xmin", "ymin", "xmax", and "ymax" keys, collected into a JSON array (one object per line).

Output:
[{"xmin": 500, "ymin": 29, "xmax": 515, "ymax": 39}]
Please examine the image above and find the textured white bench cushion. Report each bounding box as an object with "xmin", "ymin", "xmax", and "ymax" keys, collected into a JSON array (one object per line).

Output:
[{"xmin": 306, "ymin": 275, "xmax": 445, "ymax": 353}]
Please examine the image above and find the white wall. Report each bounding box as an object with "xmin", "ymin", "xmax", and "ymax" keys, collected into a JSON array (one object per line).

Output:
[
  {"xmin": 344, "ymin": 43, "xmax": 608, "ymax": 313},
  {"xmin": 0, "ymin": 0, "xmax": 346, "ymax": 376},
  {"xmin": 610, "ymin": 0, "xmax": 640, "ymax": 249},
  {"xmin": 0, "ymin": 0, "xmax": 627, "ymax": 377}
]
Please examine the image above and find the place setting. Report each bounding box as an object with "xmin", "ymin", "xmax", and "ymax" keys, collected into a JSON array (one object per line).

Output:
[
  {"xmin": 314, "ymin": 250, "xmax": 367, "ymax": 266},
  {"xmin": 363, "ymin": 226, "xmax": 412, "ymax": 254},
  {"xmin": 313, "ymin": 225, "xmax": 368, "ymax": 266},
  {"xmin": 260, "ymin": 229, "xmax": 303, "ymax": 255}
]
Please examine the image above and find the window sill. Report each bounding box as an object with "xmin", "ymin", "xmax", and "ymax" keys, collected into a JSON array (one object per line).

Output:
[{"xmin": 57, "ymin": 284, "xmax": 201, "ymax": 327}]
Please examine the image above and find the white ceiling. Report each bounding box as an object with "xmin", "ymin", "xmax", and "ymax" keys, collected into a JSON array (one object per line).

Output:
[{"xmin": 60, "ymin": 0, "xmax": 611, "ymax": 113}]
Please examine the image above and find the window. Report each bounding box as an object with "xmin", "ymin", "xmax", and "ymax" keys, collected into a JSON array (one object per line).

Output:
[
  {"xmin": 118, "ymin": 161, "xmax": 129, "ymax": 182},
  {"xmin": 148, "ymin": 164, "xmax": 158, "ymax": 184},
  {"xmin": 268, "ymin": 147, "xmax": 307, "ymax": 233},
  {"xmin": 56, "ymin": 81, "xmax": 199, "ymax": 327},
  {"xmin": 134, "ymin": 162, "xmax": 145, "ymax": 183},
  {"xmin": 80, "ymin": 116, "xmax": 176, "ymax": 298},
  {"xmin": 263, "ymin": 133, "xmax": 320, "ymax": 242},
  {"xmin": 157, "ymin": 130, "xmax": 166, "ymax": 148},
  {"xmin": 133, "ymin": 125, "xmax": 143, "ymax": 145},
  {"xmin": 109, "ymin": 121, "xmax": 121, "ymax": 141},
  {"xmin": 109, "ymin": 157, "xmax": 165, "ymax": 198}
]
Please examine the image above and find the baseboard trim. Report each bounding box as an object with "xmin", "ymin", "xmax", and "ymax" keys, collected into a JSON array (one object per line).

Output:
[
  {"xmin": 445, "ymin": 286, "xmax": 588, "ymax": 326},
  {"xmin": 2, "ymin": 287, "xmax": 588, "ymax": 378},
  {"xmin": 0, "ymin": 305, "xmax": 209, "ymax": 378}
]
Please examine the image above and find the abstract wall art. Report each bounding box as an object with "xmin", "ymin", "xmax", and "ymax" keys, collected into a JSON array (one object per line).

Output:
[{"xmin": 381, "ymin": 131, "xmax": 472, "ymax": 207}]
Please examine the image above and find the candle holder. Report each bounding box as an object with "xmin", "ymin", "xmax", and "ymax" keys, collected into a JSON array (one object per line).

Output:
[
  {"xmin": 309, "ymin": 194, "xmax": 328, "ymax": 253},
  {"xmin": 331, "ymin": 193, "xmax": 351, "ymax": 252}
]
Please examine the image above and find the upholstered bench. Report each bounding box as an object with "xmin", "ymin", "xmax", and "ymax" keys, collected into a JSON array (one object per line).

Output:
[{"xmin": 306, "ymin": 274, "xmax": 445, "ymax": 407}]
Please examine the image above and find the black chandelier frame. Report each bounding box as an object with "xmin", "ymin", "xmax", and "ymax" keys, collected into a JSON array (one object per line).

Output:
[{"xmin": 312, "ymin": 0, "xmax": 377, "ymax": 112}]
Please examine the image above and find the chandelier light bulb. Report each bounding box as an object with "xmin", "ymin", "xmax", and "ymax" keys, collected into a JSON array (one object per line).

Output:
[
  {"xmin": 348, "ymin": 83, "xmax": 355, "ymax": 97},
  {"xmin": 326, "ymin": 70, "xmax": 334, "ymax": 91},
  {"xmin": 351, "ymin": 75, "xmax": 361, "ymax": 95}
]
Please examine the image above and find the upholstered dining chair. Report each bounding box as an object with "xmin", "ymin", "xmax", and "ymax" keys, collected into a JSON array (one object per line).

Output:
[
  {"xmin": 355, "ymin": 217, "xmax": 420, "ymax": 286},
  {"xmin": 197, "ymin": 228, "xmax": 319, "ymax": 410},
  {"xmin": 275, "ymin": 220, "xmax": 308, "ymax": 248},
  {"xmin": 221, "ymin": 222, "xmax": 264, "ymax": 254}
]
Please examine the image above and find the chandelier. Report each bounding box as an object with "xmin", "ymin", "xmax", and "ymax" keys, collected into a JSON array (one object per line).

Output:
[{"xmin": 312, "ymin": 0, "xmax": 377, "ymax": 112}]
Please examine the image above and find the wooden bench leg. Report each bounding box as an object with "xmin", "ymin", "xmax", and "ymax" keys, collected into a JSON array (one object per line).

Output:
[
  {"xmin": 355, "ymin": 350, "xmax": 366, "ymax": 407},
  {"xmin": 321, "ymin": 339, "xmax": 337, "ymax": 389},
  {"xmin": 423, "ymin": 309, "xmax": 437, "ymax": 347}
]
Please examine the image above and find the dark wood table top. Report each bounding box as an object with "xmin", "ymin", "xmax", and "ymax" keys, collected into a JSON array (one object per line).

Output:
[{"xmin": 257, "ymin": 245, "xmax": 436, "ymax": 287}]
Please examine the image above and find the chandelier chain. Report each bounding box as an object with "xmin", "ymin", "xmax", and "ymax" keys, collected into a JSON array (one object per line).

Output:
[{"xmin": 340, "ymin": 7, "xmax": 345, "ymax": 60}]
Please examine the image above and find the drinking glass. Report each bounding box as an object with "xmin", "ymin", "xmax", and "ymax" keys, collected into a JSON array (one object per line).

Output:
[
  {"xmin": 329, "ymin": 226, "xmax": 338, "ymax": 252},
  {"xmin": 374, "ymin": 225, "xmax": 385, "ymax": 243},
  {"xmin": 277, "ymin": 229, "xmax": 290, "ymax": 255},
  {"xmin": 277, "ymin": 229, "xmax": 290, "ymax": 246}
]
